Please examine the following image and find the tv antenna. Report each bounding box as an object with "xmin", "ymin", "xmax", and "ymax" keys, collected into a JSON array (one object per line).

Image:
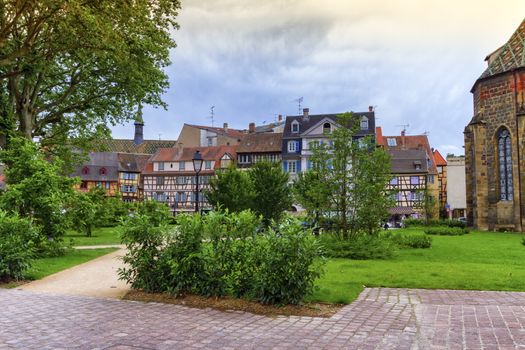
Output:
[
  {"xmin": 395, "ymin": 124, "xmax": 410, "ymax": 134},
  {"xmin": 210, "ymin": 106, "xmax": 215, "ymax": 127},
  {"xmin": 294, "ymin": 97, "xmax": 303, "ymax": 114},
  {"xmin": 158, "ymin": 133, "xmax": 162, "ymax": 140}
]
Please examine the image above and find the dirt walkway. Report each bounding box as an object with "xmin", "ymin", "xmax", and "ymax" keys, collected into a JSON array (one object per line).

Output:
[{"xmin": 19, "ymin": 248, "xmax": 129, "ymax": 299}]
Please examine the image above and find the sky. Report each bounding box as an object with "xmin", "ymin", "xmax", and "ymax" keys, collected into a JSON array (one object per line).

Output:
[{"xmin": 111, "ymin": 0, "xmax": 525, "ymax": 156}]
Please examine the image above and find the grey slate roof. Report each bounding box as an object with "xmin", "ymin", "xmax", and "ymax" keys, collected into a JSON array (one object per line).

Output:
[
  {"xmin": 282, "ymin": 112, "xmax": 375, "ymax": 139},
  {"xmin": 389, "ymin": 149, "xmax": 428, "ymax": 174}
]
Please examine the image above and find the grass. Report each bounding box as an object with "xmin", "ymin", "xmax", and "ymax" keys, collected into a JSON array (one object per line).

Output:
[
  {"xmin": 65, "ymin": 226, "xmax": 122, "ymax": 246},
  {"xmin": 310, "ymin": 228, "xmax": 525, "ymax": 304},
  {"xmin": 25, "ymin": 248, "xmax": 117, "ymax": 280}
]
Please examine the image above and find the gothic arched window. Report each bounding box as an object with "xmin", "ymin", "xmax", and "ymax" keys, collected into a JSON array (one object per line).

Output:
[{"xmin": 498, "ymin": 128, "xmax": 513, "ymax": 200}]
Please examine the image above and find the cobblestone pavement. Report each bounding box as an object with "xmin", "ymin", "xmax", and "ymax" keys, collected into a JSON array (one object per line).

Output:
[{"xmin": 2, "ymin": 288, "xmax": 525, "ymax": 349}]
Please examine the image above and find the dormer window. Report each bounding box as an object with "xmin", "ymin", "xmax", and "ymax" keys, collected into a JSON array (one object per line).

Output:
[
  {"xmin": 291, "ymin": 121, "xmax": 299, "ymax": 133},
  {"xmin": 323, "ymin": 123, "xmax": 331, "ymax": 134},
  {"xmin": 387, "ymin": 138, "xmax": 397, "ymax": 147},
  {"xmin": 360, "ymin": 116, "xmax": 369, "ymax": 130},
  {"xmin": 414, "ymin": 161, "xmax": 422, "ymax": 170},
  {"xmin": 81, "ymin": 166, "xmax": 90, "ymax": 175},
  {"xmin": 99, "ymin": 167, "xmax": 107, "ymax": 175}
]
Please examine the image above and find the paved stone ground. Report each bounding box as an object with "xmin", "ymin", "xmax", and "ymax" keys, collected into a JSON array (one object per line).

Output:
[{"xmin": 2, "ymin": 288, "xmax": 525, "ymax": 349}]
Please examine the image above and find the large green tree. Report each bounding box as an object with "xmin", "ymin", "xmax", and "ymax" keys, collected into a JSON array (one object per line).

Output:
[
  {"xmin": 205, "ymin": 166, "xmax": 255, "ymax": 213},
  {"xmin": 0, "ymin": 0, "xmax": 180, "ymax": 148}
]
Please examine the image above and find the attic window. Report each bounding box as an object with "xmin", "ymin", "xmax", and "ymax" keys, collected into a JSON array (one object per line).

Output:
[
  {"xmin": 291, "ymin": 121, "xmax": 299, "ymax": 133},
  {"xmin": 387, "ymin": 138, "xmax": 397, "ymax": 146},
  {"xmin": 360, "ymin": 116, "xmax": 369, "ymax": 130},
  {"xmin": 81, "ymin": 166, "xmax": 90, "ymax": 175},
  {"xmin": 323, "ymin": 123, "xmax": 331, "ymax": 134},
  {"xmin": 414, "ymin": 161, "xmax": 422, "ymax": 170},
  {"xmin": 99, "ymin": 167, "xmax": 107, "ymax": 175}
]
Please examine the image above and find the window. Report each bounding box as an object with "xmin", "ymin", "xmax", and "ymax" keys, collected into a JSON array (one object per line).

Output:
[
  {"xmin": 121, "ymin": 185, "xmax": 137, "ymax": 193},
  {"xmin": 390, "ymin": 177, "xmax": 398, "ymax": 186},
  {"xmin": 205, "ymin": 160, "xmax": 212, "ymax": 169},
  {"xmin": 156, "ymin": 176, "xmax": 165, "ymax": 186},
  {"xmin": 387, "ymin": 138, "xmax": 397, "ymax": 147},
  {"xmin": 498, "ymin": 128, "xmax": 513, "ymax": 200},
  {"xmin": 410, "ymin": 176, "xmax": 420, "ymax": 185},
  {"xmin": 81, "ymin": 166, "xmax": 90, "ymax": 175},
  {"xmin": 323, "ymin": 123, "xmax": 331, "ymax": 134},
  {"xmin": 105, "ymin": 182, "xmax": 110, "ymax": 190},
  {"xmin": 360, "ymin": 116, "xmax": 369, "ymax": 130},
  {"xmin": 122, "ymin": 173, "xmax": 137, "ymax": 180},
  {"xmin": 238, "ymin": 154, "xmax": 250, "ymax": 164},
  {"xmin": 288, "ymin": 160, "xmax": 297, "ymax": 174},
  {"xmin": 309, "ymin": 141, "xmax": 320, "ymax": 150},
  {"xmin": 288, "ymin": 141, "xmax": 298, "ymax": 153},
  {"xmin": 291, "ymin": 121, "xmax": 299, "ymax": 133},
  {"xmin": 428, "ymin": 175, "xmax": 435, "ymax": 184},
  {"xmin": 99, "ymin": 167, "xmax": 107, "ymax": 175},
  {"xmin": 179, "ymin": 162, "xmax": 185, "ymax": 171},
  {"xmin": 158, "ymin": 162, "xmax": 164, "ymax": 171},
  {"xmin": 207, "ymin": 138, "xmax": 213, "ymax": 146},
  {"xmin": 155, "ymin": 192, "xmax": 166, "ymax": 202},
  {"xmin": 176, "ymin": 176, "xmax": 185, "ymax": 184},
  {"xmin": 80, "ymin": 181, "xmax": 88, "ymax": 189}
]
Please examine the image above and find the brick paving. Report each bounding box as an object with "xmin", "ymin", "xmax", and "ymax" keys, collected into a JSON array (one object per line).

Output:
[{"xmin": 2, "ymin": 288, "xmax": 525, "ymax": 349}]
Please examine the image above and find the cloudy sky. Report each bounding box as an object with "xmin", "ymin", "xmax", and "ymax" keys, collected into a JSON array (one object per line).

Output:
[{"xmin": 111, "ymin": 0, "xmax": 525, "ymax": 156}]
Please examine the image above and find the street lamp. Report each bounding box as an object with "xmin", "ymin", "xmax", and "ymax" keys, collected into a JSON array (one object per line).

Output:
[{"xmin": 192, "ymin": 150, "xmax": 203, "ymax": 214}]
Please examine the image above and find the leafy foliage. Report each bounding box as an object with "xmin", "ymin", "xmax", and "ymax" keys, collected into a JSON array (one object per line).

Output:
[
  {"xmin": 320, "ymin": 233, "xmax": 397, "ymax": 260},
  {"xmin": 0, "ymin": 137, "xmax": 74, "ymax": 243},
  {"xmin": 391, "ymin": 234, "xmax": 432, "ymax": 249},
  {"xmin": 425, "ymin": 227, "xmax": 470, "ymax": 236},
  {"xmin": 206, "ymin": 166, "xmax": 255, "ymax": 213},
  {"xmin": 0, "ymin": 211, "xmax": 39, "ymax": 281},
  {"xmin": 292, "ymin": 171, "xmax": 331, "ymax": 223},
  {"xmin": 403, "ymin": 218, "xmax": 467, "ymax": 228},
  {"xmin": 118, "ymin": 211, "xmax": 324, "ymax": 305}
]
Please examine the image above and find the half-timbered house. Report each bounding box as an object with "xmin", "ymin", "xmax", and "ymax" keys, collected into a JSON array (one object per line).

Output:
[
  {"xmin": 433, "ymin": 149, "xmax": 448, "ymax": 217},
  {"xmin": 142, "ymin": 146, "xmax": 237, "ymax": 213},
  {"xmin": 117, "ymin": 153, "xmax": 150, "ymax": 202},
  {"xmin": 71, "ymin": 152, "xmax": 119, "ymax": 195},
  {"xmin": 237, "ymin": 133, "xmax": 282, "ymax": 168}
]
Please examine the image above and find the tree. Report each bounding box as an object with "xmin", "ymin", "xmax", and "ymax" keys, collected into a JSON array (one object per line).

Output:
[
  {"xmin": 0, "ymin": 1, "xmax": 180, "ymax": 148},
  {"xmin": 292, "ymin": 171, "xmax": 331, "ymax": 224},
  {"xmin": 0, "ymin": 137, "xmax": 75, "ymax": 240},
  {"xmin": 249, "ymin": 162, "xmax": 292, "ymax": 226},
  {"xmin": 68, "ymin": 191, "xmax": 98, "ymax": 237},
  {"xmin": 309, "ymin": 113, "xmax": 393, "ymax": 239},
  {"xmin": 205, "ymin": 166, "xmax": 255, "ymax": 213}
]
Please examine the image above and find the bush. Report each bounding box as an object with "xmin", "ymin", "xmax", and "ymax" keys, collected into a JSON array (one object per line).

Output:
[
  {"xmin": 391, "ymin": 234, "xmax": 432, "ymax": 248},
  {"xmin": 424, "ymin": 227, "xmax": 470, "ymax": 236},
  {"xmin": 403, "ymin": 218, "xmax": 467, "ymax": 228},
  {"xmin": 118, "ymin": 210, "xmax": 325, "ymax": 305},
  {"xmin": 0, "ymin": 211, "xmax": 39, "ymax": 281},
  {"xmin": 254, "ymin": 219, "xmax": 324, "ymax": 305},
  {"xmin": 320, "ymin": 233, "xmax": 397, "ymax": 260}
]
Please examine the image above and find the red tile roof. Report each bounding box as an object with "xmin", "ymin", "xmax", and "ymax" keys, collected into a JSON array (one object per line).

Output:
[
  {"xmin": 237, "ymin": 133, "xmax": 282, "ymax": 153},
  {"xmin": 381, "ymin": 134, "xmax": 437, "ymax": 173},
  {"xmin": 150, "ymin": 145, "xmax": 237, "ymax": 162},
  {"xmin": 433, "ymin": 149, "xmax": 447, "ymax": 167}
]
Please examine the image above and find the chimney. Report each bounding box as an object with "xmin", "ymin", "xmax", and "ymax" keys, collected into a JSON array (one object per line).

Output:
[
  {"xmin": 368, "ymin": 106, "xmax": 374, "ymax": 112},
  {"xmin": 303, "ymin": 108, "xmax": 310, "ymax": 121},
  {"xmin": 223, "ymin": 122, "xmax": 228, "ymax": 133},
  {"xmin": 278, "ymin": 114, "xmax": 283, "ymax": 122},
  {"xmin": 249, "ymin": 122, "xmax": 256, "ymax": 133},
  {"xmin": 401, "ymin": 130, "xmax": 406, "ymax": 137},
  {"xmin": 134, "ymin": 120, "xmax": 144, "ymax": 145}
]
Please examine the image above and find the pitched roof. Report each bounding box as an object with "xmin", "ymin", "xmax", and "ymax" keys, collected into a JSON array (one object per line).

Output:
[
  {"xmin": 237, "ymin": 133, "xmax": 282, "ymax": 153},
  {"xmin": 149, "ymin": 145, "xmax": 238, "ymax": 166},
  {"xmin": 480, "ymin": 18, "xmax": 525, "ymax": 80},
  {"xmin": 95, "ymin": 139, "xmax": 177, "ymax": 154},
  {"xmin": 117, "ymin": 153, "xmax": 151, "ymax": 172},
  {"xmin": 432, "ymin": 149, "xmax": 447, "ymax": 166},
  {"xmin": 389, "ymin": 149, "xmax": 429, "ymax": 174},
  {"xmin": 255, "ymin": 121, "xmax": 285, "ymax": 133},
  {"xmin": 70, "ymin": 152, "xmax": 119, "ymax": 181},
  {"xmin": 381, "ymin": 134, "xmax": 437, "ymax": 173},
  {"xmin": 283, "ymin": 111, "xmax": 374, "ymax": 138},
  {"xmin": 185, "ymin": 124, "xmax": 246, "ymax": 139}
]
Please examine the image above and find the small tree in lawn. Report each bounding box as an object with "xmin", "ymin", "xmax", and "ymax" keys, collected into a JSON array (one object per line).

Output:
[
  {"xmin": 69, "ymin": 192, "xmax": 98, "ymax": 237},
  {"xmin": 205, "ymin": 166, "xmax": 255, "ymax": 213},
  {"xmin": 310, "ymin": 113, "xmax": 393, "ymax": 239},
  {"xmin": 249, "ymin": 162, "xmax": 292, "ymax": 226},
  {"xmin": 292, "ymin": 171, "xmax": 331, "ymax": 224}
]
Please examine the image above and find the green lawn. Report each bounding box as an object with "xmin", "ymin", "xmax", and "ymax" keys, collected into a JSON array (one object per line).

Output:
[
  {"xmin": 25, "ymin": 248, "xmax": 117, "ymax": 280},
  {"xmin": 65, "ymin": 226, "xmax": 122, "ymax": 246},
  {"xmin": 310, "ymin": 228, "xmax": 525, "ymax": 304}
]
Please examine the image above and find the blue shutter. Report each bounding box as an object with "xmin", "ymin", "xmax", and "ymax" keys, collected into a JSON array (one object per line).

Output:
[
  {"xmin": 296, "ymin": 160, "xmax": 301, "ymax": 173},
  {"xmin": 296, "ymin": 141, "xmax": 301, "ymax": 153},
  {"xmin": 283, "ymin": 161, "xmax": 288, "ymax": 172}
]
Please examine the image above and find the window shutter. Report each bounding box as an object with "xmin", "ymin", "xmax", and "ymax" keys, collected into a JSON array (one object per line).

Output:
[
  {"xmin": 283, "ymin": 161, "xmax": 288, "ymax": 172},
  {"xmin": 296, "ymin": 141, "xmax": 300, "ymax": 153},
  {"xmin": 296, "ymin": 160, "xmax": 301, "ymax": 172}
]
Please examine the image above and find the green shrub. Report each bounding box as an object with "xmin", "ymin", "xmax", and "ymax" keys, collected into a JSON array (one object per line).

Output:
[
  {"xmin": 0, "ymin": 211, "xmax": 39, "ymax": 281},
  {"xmin": 118, "ymin": 213, "xmax": 173, "ymax": 292},
  {"xmin": 320, "ymin": 233, "xmax": 397, "ymax": 260},
  {"xmin": 403, "ymin": 218, "xmax": 467, "ymax": 228},
  {"xmin": 425, "ymin": 227, "xmax": 470, "ymax": 236},
  {"xmin": 253, "ymin": 219, "xmax": 324, "ymax": 305},
  {"xmin": 391, "ymin": 234, "xmax": 432, "ymax": 248},
  {"xmin": 521, "ymin": 237, "xmax": 525, "ymax": 246}
]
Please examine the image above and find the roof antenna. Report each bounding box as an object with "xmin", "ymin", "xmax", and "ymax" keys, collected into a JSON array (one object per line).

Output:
[
  {"xmin": 294, "ymin": 97, "xmax": 303, "ymax": 114},
  {"xmin": 210, "ymin": 106, "xmax": 215, "ymax": 127},
  {"xmin": 158, "ymin": 133, "xmax": 162, "ymax": 140},
  {"xmin": 395, "ymin": 124, "xmax": 410, "ymax": 135}
]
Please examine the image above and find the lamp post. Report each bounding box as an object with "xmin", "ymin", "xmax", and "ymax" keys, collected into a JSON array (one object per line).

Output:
[{"xmin": 192, "ymin": 150, "xmax": 203, "ymax": 214}]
